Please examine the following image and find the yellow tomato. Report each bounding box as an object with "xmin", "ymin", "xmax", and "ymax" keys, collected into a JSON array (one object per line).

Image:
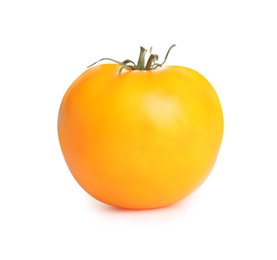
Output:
[{"xmin": 58, "ymin": 46, "xmax": 224, "ymax": 209}]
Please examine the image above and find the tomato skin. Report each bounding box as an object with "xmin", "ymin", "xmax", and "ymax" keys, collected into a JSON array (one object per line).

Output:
[{"xmin": 58, "ymin": 64, "xmax": 224, "ymax": 209}]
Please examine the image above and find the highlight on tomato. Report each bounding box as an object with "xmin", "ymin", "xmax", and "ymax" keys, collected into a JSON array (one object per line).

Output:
[{"xmin": 58, "ymin": 45, "xmax": 224, "ymax": 209}]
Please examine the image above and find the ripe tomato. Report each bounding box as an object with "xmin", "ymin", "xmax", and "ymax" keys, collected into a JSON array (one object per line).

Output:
[{"xmin": 58, "ymin": 46, "xmax": 224, "ymax": 209}]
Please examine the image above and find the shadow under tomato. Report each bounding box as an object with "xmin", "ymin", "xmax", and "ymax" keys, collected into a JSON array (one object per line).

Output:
[{"xmin": 86, "ymin": 192, "xmax": 199, "ymax": 216}]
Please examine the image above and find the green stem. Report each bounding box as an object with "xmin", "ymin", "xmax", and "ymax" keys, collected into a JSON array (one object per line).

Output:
[
  {"xmin": 145, "ymin": 54, "xmax": 159, "ymax": 70},
  {"xmin": 87, "ymin": 45, "xmax": 176, "ymax": 73},
  {"xmin": 136, "ymin": 46, "xmax": 148, "ymax": 70}
]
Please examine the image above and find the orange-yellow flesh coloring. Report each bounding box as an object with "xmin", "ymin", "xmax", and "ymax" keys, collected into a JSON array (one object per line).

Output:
[{"xmin": 58, "ymin": 64, "xmax": 224, "ymax": 209}]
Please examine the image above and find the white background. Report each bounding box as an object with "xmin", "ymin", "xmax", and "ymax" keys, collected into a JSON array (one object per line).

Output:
[{"xmin": 1, "ymin": 0, "xmax": 276, "ymax": 259}]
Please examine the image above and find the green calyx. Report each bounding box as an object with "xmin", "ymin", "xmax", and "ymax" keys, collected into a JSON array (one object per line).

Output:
[{"xmin": 87, "ymin": 44, "xmax": 176, "ymax": 74}]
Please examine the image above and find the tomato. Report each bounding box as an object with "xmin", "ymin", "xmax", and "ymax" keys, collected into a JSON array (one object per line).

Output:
[{"xmin": 58, "ymin": 46, "xmax": 224, "ymax": 209}]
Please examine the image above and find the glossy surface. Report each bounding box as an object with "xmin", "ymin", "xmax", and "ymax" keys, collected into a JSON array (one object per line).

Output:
[{"xmin": 58, "ymin": 64, "xmax": 224, "ymax": 209}]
